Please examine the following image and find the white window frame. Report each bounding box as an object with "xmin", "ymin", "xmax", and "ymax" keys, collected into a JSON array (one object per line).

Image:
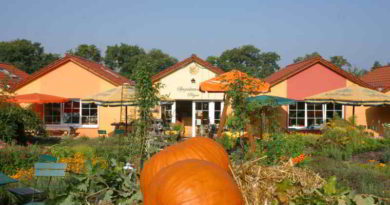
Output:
[
  {"xmin": 43, "ymin": 99, "xmax": 99, "ymax": 129},
  {"xmin": 288, "ymin": 102, "xmax": 344, "ymax": 129}
]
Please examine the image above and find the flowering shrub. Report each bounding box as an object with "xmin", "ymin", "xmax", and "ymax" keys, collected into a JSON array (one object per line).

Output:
[
  {"xmin": 59, "ymin": 152, "xmax": 109, "ymax": 174},
  {"xmin": 291, "ymin": 153, "xmax": 306, "ymax": 165},
  {"xmin": 59, "ymin": 152, "xmax": 86, "ymax": 174},
  {"xmin": 11, "ymin": 167, "xmax": 34, "ymax": 180}
]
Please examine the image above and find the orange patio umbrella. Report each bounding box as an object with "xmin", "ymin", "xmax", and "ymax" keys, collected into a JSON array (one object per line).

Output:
[
  {"xmin": 7, "ymin": 93, "xmax": 69, "ymax": 104},
  {"xmin": 200, "ymin": 70, "xmax": 270, "ymax": 151}
]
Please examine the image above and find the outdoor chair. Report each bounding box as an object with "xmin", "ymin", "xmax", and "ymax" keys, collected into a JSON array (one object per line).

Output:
[
  {"xmin": 115, "ymin": 129, "xmax": 125, "ymax": 135},
  {"xmin": 8, "ymin": 162, "xmax": 67, "ymax": 204},
  {"xmin": 38, "ymin": 154, "xmax": 56, "ymax": 163},
  {"xmin": 98, "ymin": 130, "xmax": 107, "ymax": 138}
]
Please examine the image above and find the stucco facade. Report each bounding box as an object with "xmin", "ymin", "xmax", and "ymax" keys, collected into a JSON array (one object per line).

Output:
[
  {"xmin": 153, "ymin": 58, "xmax": 225, "ymax": 137},
  {"xmin": 15, "ymin": 59, "xmax": 126, "ymax": 137}
]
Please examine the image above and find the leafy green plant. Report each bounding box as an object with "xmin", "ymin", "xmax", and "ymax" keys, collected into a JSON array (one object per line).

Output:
[
  {"xmin": 215, "ymin": 135, "xmax": 237, "ymax": 151},
  {"xmin": 0, "ymin": 144, "xmax": 41, "ymax": 174},
  {"xmin": 52, "ymin": 159, "xmax": 142, "ymax": 204},
  {"xmin": 0, "ymin": 104, "xmax": 46, "ymax": 143}
]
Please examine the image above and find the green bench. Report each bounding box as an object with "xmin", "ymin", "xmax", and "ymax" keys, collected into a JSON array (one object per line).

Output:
[
  {"xmin": 8, "ymin": 163, "xmax": 67, "ymax": 204},
  {"xmin": 0, "ymin": 172, "xmax": 18, "ymax": 186}
]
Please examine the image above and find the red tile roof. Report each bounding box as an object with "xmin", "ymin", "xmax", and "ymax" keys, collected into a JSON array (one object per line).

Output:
[
  {"xmin": 361, "ymin": 66, "xmax": 390, "ymax": 92},
  {"xmin": 152, "ymin": 54, "xmax": 224, "ymax": 82},
  {"xmin": 0, "ymin": 63, "xmax": 29, "ymax": 88},
  {"xmin": 265, "ymin": 56, "xmax": 374, "ymax": 89},
  {"xmin": 12, "ymin": 55, "xmax": 133, "ymax": 91}
]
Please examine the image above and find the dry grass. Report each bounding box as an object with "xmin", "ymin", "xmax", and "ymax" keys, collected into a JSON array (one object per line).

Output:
[{"xmin": 231, "ymin": 157, "xmax": 325, "ymax": 205}]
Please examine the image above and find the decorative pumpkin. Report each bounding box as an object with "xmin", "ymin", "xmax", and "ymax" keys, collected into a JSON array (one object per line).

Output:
[
  {"xmin": 143, "ymin": 159, "xmax": 244, "ymax": 205},
  {"xmin": 140, "ymin": 137, "xmax": 229, "ymax": 192}
]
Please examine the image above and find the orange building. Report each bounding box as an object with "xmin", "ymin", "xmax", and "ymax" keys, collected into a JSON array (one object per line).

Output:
[
  {"xmin": 12, "ymin": 55, "xmax": 133, "ymax": 137},
  {"xmin": 0, "ymin": 63, "xmax": 29, "ymax": 89}
]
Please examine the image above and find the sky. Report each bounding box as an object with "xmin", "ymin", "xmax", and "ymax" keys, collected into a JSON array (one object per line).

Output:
[{"xmin": 1, "ymin": 0, "xmax": 389, "ymax": 70}]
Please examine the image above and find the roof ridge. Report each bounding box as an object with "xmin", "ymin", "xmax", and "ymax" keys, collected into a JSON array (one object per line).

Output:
[
  {"xmin": 65, "ymin": 54, "xmax": 128, "ymax": 80},
  {"xmin": 265, "ymin": 56, "xmax": 374, "ymax": 89},
  {"xmin": 12, "ymin": 54, "xmax": 133, "ymax": 91},
  {"xmin": 152, "ymin": 54, "xmax": 224, "ymax": 82}
]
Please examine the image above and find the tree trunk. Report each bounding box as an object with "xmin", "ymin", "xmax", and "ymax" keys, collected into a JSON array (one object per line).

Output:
[{"xmin": 217, "ymin": 94, "xmax": 230, "ymax": 138}]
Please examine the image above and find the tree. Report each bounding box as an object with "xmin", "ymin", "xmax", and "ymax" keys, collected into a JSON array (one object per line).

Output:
[
  {"xmin": 345, "ymin": 66, "xmax": 367, "ymax": 77},
  {"xmin": 207, "ymin": 45, "xmax": 280, "ymax": 78},
  {"xmin": 293, "ymin": 52, "xmax": 321, "ymax": 63},
  {"xmin": 146, "ymin": 49, "xmax": 178, "ymax": 74},
  {"xmin": 133, "ymin": 55, "xmax": 162, "ymax": 168},
  {"xmin": 371, "ymin": 61, "xmax": 383, "ymax": 71},
  {"xmin": 330, "ymin": 56, "xmax": 351, "ymax": 70},
  {"xmin": 0, "ymin": 39, "xmax": 60, "ymax": 74},
  {"xmin": 104, "ymin": 44, "xmax": 177, "ymax": 78},
  {"xmin": 104, "ymin": 44, "xmax": 146, "ymax": 77},
  {"xmin": 67, "ymin": 44, "xmax": 102, "ymax": 62}
]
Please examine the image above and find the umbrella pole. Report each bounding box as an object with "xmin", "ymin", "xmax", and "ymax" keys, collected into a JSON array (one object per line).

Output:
[
  {"xmin": 352, "ymin": 105, "xmax": 355, "ymax": 126},
  {"xmin": 125, "ymin": 106, "xmax": 128, "ymax": 134},
  {"xmin": 217, "ymin": 94, "xmax": 229, "ymax": 138}
]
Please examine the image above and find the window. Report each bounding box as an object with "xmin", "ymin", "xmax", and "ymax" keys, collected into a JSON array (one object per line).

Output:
[
  {"xmin": 63, "ymin": 100, "xmax": 80, "ymax": 124},
  {"xmin": 289, "ymin": 102, "xmax": 305, "ymax": 127},
  {"xmin": 161, "ymin": 104, "xmax": 172, "ymax": 123},
  {"xmin": 44, "ymin": 103, "xmax": 61, "ymax": 124},
  {"xmin": 82, "ymin": 103, "xmax": 98, "ymax": 125},
  {"xmin": 326, "ymin": 103, "xmax": 342, "ymax": 121},
  {"xmin": 215, "ymin": 102, "xmax": 222, "ymax": 125},
  {"xmin": 307, "ymin": 103, "xmax": 323, "ymax": 126},
  {"xmin": 288, "ymin": 102, "xmax": 343, "ymax": 128},
  {"xmin": 196, "ymin": 102, "xmax": 209, "ymax": 125}
]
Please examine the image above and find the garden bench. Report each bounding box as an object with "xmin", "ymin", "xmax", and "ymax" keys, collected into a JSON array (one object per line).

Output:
[
  {"xmin": 8, "ymin": 163, "xmax": 67, "ymax": 204},
  {"xmin": 38, "ymin": 154, "xmax": 57, "ymax": 163},
  {"xmin": 0, "ymin": 172, "xmax": 18, "ymax": 186}
]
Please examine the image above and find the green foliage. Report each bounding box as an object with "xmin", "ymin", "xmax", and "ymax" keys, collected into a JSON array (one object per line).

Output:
[
  {"xmin": 52, "ymin": 159, "xmax": 142, "ymax": 205},
  {"xmin": 0, "ymin": 104, "xmax": 46, "ymax": 143},
  {"xmin": 207, "ymin": 45, "xmax": 281, "ymax": 78},
  {"xmin": 371, "ymin": 61, "xmax": 383, "ymax": 71},
  {"xmin": 171, "ymin": 123, "xmax": 184, "ymax": 132},
  {"xmin": 318, "ymin": 124, "xmax": 385, "ymax": 160},
  {"xmin": 292, "ymin": 176, "xmax": 386, "ymax": 205},
  {"xmin": 0, "ymin": 39, "xmax": 59, "ymax": 74},
  {"xmin": 104, "ymin": 44, "xmax": 177, "ymax": 78},
  {"xmin": 330, "ymin": 56, "xmax": 351, "ymax": 70},
  {"xmin": 216, "ymin": 135, "xmax": 238, "ymax": 151},
  {"xmin": 134, "ymin": 55, "xmax": 163, "ymax": 168},
  {"xmin": 380, "ymin": 149, "xmax": 390, "ymax": 163},
  {"xmin": 50, "ymin": 145, "xmax": 75, "ymax": 158},
  {"xmin": 260, "ymin": 134, "xmax": 306, "ymax": 164},
  {"xmin": 0, "ymin": 144, "xmax": 41, "ymax": 175},
  {"xmin": 67, "ymin": 44, "xmax": 102, "ymax": 62},
  {"xmin": 308, "ymin": 157, "xmax": 390, "ymax": 198},
  {"xmin": 293, "ymin": 52, "xmax": 321, "ymax": 63}
]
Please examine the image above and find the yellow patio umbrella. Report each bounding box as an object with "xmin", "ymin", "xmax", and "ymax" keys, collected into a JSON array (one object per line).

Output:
[
  {"xmin": 82, "ymin": 83, "xmax": 137, "ymax": 133},
  {"xmin": 82, "ymin": 84, "xmax": 137, "ymax": 107},
  {"xmin": 305, "ymin": 86, "xmax": 390, "ymax": 117}
]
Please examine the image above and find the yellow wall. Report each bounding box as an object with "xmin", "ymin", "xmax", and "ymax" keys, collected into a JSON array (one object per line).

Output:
[
  {"xmin": 15, "ymin": 61, "xmax": 122, "ymax": 137},
  {"xmin": 258, "ymin": 81, "xmax": 289, "ymax": 129},
  {"xmin": 156, "ymin": 62, "xmax": 224, "ymax": 100}
]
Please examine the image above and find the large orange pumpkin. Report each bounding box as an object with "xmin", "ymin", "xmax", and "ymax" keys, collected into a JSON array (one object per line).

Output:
[
  {"xmin": 143, "ymin": 159, "xmax": 244, "ymax": 205},
  {"xmin": 140, "ymin": 137, "xmax": 229, "ymax": 192}
]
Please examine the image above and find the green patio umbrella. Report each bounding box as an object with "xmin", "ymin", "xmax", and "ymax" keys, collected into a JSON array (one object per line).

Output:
[
  {"xmin": 247, "ymin": 95, "xmax": 295, "ymax": 139},
  {"xmin": 247, "ymin": 95, "xmax": 296, "ymax": 106}
]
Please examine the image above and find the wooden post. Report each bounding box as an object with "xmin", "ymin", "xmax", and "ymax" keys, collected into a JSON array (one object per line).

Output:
[
  {"xmin": 217, "ymin": 94, "xmax": 229, "ymax": 138},
  {"xmin": 125, "ymin": 106, "xmax": 128, "ymax": 134}
]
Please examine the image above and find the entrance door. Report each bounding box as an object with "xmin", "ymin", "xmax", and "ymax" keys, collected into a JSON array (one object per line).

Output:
[
  {"xmin": 176, "ymin": 101, "xmax": 192, "ymax": 137},
  {"xmin": 194, "ymin": 102, "xmax": 210, "ymax": 136}
]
